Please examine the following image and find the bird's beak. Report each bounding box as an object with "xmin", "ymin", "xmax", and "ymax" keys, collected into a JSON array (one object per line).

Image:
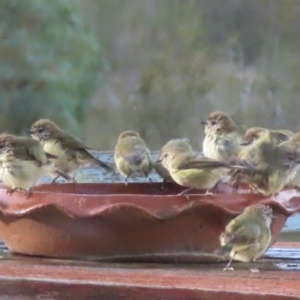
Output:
[
  {"xmin": 200, "ymin": 121, "xmax": 207, "ymax": 125},
  {"xmin": 156, "ymin": 159, "xmax": 162, "ymax": 163},
  {"xmin": 240, "ymin": 140, "xmax": 252, "ymax": 146},
  {"xmin": 26, "ymin": 130, "xmax": 33, "ymax": 135}
]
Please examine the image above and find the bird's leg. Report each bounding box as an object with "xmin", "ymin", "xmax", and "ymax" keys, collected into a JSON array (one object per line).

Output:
[
  {"xmin": 223, "ymin": 253, "xmax": 236, "ymax": 271},
  {"xmin": 160, "ymin": 180, "xmax": 166, "ymax": 190},
  {"xmin": 142, "ymin": 170, "xmax": 152, "ymax": 182},
  {"xmin": 51, "ymin": 175, "xmax": 60, "ymax": 184},
  {"xmin": 124, "ymin": 172, "xmax": 131, "ymax": 186},
  {"xmin": 72, "ymin": 174, "xmax": 77, "ymax": 183},
  {"xmin": 205, "ymin": 189, "xmax": 214, "ymax": 196}
]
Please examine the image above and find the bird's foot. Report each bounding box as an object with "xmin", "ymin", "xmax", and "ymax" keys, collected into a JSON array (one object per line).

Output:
[
  {"xmin": 204, "ymin": 190, "xmax": 214, "ymax": 196},
  {"xmin": 250, "ymin": 268, "xmax": 259, "ymax": 273},
  {"xmin": 6, "ymin": 188, "xmax": 15, "ymax": 196},
  {"xmin": 223, "ymin": 267, "xmax": 234, "ymax": 271},
  {"xmin": 51, "ymin": 177, "xmax": 59, "ymax": 184},
  {"xmin": 6, "ymin": 188, "xmax": 32, "ymax": 198},
  {"xmin": 148, "ymin": 176, "xmax": 152, "ymax": 182},
  {"xmin": 23, "ymin": 188, "xmax": 33, "ymax": 199},
  {"xmin": 177, "ymin": 188, "xmax": 194, "ymax": 199}
]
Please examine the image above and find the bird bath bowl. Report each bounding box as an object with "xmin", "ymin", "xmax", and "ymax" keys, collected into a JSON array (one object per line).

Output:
[{"xmin": 0, "ymin": 181, "xmax": 299, "ymax": 263}]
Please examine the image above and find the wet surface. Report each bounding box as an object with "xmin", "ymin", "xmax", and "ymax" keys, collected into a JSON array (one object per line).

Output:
[{"xmin": 0, "ymin": 245, "xmax": 299, "ymax": 300}]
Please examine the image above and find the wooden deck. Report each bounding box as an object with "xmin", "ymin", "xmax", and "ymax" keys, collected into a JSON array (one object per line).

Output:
[{"xmin": 0, "ymin": 242, "xmax": 299, "ymax": 299}]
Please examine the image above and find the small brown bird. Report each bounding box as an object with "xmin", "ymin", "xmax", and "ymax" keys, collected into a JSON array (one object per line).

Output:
[
  {"xmin": 201, "ymin": 111, "xmax": 244, "ymax": 161},
  {"xmin": 240, "ymin": 127, "xmax": 293, "ymax": 147},
  {"xmin": 279, "ymin": 132, "xmax": 300, "ymax": 189},
  {"xmin": 219, "ymin": 204, "xmax": 274, "ymax": 272},
  {"xmin": 153, "ymin": 138, "xmax": 193, "ymax": 184},
  {"xmin": 27, "ymin": 119, "xmax": 112, "ymax": 181},
  {"xmin": 0, "ymin": 133, "xmax": 71, "ymax": 196},
  {"xmin": 231, "ymin": 130, "xmax": 300, "ymax": 196},
  {"xmin": 158, "ymin": 146, "xmax": 235, "ymax": 194},
  {"xmin": 114, "ymin": 130, "xmax": 152, "ymax": 183}
]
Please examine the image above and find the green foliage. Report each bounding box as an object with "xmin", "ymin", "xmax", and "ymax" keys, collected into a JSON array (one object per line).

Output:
[
  {"xmin": 85, "ymin": 0, "xmax": 300, "ymax": 150},
  {"xmin": 0, "ymin": 0, "xmax": 104, "ymax": 135}
]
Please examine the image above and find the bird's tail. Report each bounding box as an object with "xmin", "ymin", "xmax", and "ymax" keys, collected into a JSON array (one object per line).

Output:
[
  {"xmin": 214, "ymin": 244, "xmax": 233, "ymax": 256},
  {"xmin": 88, "ymin": 155, "xmax": 113, "ymax": 172}
]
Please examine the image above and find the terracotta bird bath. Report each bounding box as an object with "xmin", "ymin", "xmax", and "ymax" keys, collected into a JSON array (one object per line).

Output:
[{"xmin": 0, "ymin": 181, "xmax": 299, "ymax": 263}]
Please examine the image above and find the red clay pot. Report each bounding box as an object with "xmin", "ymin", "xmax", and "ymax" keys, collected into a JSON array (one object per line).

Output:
[{"xmin": 0, "ymin": 181, "xmax": 299, "ymax": 262}]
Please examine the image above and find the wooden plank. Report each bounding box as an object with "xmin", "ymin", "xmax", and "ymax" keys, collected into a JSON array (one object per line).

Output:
[{"xmin": 0, "ymin": 242, "xmax": 299, "ymax": 300}]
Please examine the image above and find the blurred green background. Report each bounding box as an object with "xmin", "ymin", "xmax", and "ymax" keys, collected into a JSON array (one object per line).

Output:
[{"xmin": 1, "ymin": 0, "xmax": 300, "ymax": 150}]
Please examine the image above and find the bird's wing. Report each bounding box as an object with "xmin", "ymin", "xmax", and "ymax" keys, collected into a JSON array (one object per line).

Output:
[
  {"xmin": 117, "ymin": 144, "xmax": 148, "ymax": 165},
  {"xmin": 55, "ymin": 130, "xmax": 91, "ymax": 151},
  {"xmin": 224, "ymin": 221, "xmax": 261, "ymax": 246},
  {"xmin": 180, "ymin": 158, "xmax": 227, "ymax": 170},
  {"xmin": 11, "ymin": 146, "xmax": 35, "ymax": 161}
]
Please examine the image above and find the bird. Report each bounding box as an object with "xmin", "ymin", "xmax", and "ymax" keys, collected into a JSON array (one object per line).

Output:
[
  {"xmin": 114, "ymin": 130, "xmax": 152, "ymax": 183},
  {"xmin": 201, "ymin": 111, "xmax": 244, "ymax": 161},
  {"xmin": 27, "ymin": 119, "xmax": 112, "ymax": 181},
  {"xmin": 0, "ymin": 133, "xmax": 72, "ymax": 196},
  {"xmin": 153, "ymin": 138, "xmax": 193, "ymax": 184},
  {"xmin": 157, "ymin": 145, "xmax": 240, "ymax": 195},
  {"xmin": 279, "ymin": 132, "xmax": 300, "ymax": 189},
  {"xmin": 219, "ymin": 204, "xmax": 274, "ymax": 272},
  {"xmin": 230, "ymin": 130, "xmax": 300, "ymax": 196},
  {"xmin": 240, "ymin": 127, "xmax": 293, "ymax": 147}
]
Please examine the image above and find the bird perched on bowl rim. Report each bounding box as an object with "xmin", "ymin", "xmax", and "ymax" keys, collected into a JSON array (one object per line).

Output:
[
  {"xmin": 0, "ymin": 133, "xmax": 72, "ymax": 197},
  {"xmin": 279, "ymin": 132, "xmax": 300, "ymax": 189},
  {"xmin": 201, "ymin": 111, "xmax": 244, "ymax": 161},
  {"xmin": 157, "ymin": 144, "xmax": 242, "ymax": 196},
  {"xmin": 230, "ymin": 130, "xmax": 300, "ymax": 196},
  {"xmin": 240, "ymin": 127, "xmax": 293, "ymax": 147},
  {"xmin": 114, "ymin": 130, "xmax": 152, "ymax": 184},
  {"xmin": 27, "ymin": 119, "xmax": 112, "ymax": 181},
  {"xmin": 153, "ymin": 138, "xmax": 193, "ymax": 185},
  {"xmin": 218, "ymin": 204, "xmax": 274, "ymax": 272}
]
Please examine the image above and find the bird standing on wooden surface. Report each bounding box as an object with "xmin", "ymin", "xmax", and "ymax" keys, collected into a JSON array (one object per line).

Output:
[
  {"xmin": 0, "ymin": 133, "xmax": 72, "ymax": 196},
  {"xmin": 27, "ymin": 119, "xmax": 112, "ymax": 181},
  {"xmin": 114, "ymin": 130, "xmax": 152, "ymax": 184},
  {"xmin": 201, "ymin": 111, "xmax": 244, "ymax": 161},
  {"xmin": 219, "ymin": 204, "xmax": 274, "ymax": 272}
]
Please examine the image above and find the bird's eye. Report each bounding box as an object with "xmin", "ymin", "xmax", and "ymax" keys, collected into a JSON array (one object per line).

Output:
[
  {"xmin": 211, "ymin": 120, "xmax": 216, "ymax": 125},
  {"xmin": 38, "ymin": 128, "xmax": 44, "ymax": 133},
  {"xmin": 163, "ymin": 153, "xmax": 168, "ymax": 158}
]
